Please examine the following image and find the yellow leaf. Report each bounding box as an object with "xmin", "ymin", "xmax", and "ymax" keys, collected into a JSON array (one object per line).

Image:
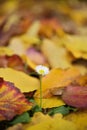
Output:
[
  {"xmin": 20, "ymin": 21, "xmax": 41, "ymax": 49},
  {"xmin": 53, "ymin": 114, "xmax": 77, "ymax": 130},
  {"xmin": 73, "ymin": 65, "xmax": 87, "ymax": 76},
  {"xmin": 23, "ymin": 112, "xmax": 52, "ymax": 130},
  {"xmin": 3, "ymin": 14, "xmax": 19, "ymax": 32},
  {"xmin": 26, "ymin": 21, "xmax": 41, "ymax": 36},
  {"xmin": 0, "ymin": 47, "xmax": 13, "ymax": 56},
  {"xmin": 57, "ymin": 3, "xmax": 71, "ymax": 15},
  {"xmin": 25, "ymin": 56, "xmax": 37, "ymax": 70},
  {"xmin": 63, "ymin": 35, "xmax": 87, "ymax": 59},
  {"xmin": 25, "ymin": 112, "xmax": 52, "ymax": 128},
  {"xmin": 76, "ymin": 75, "xmax": 87, "ymax": 86},
  {"xmin": 35, "ymin": 67, "xmax": 80, "ymax": 98},
  {"xmin": 2, "ymin": 0, "xmax": 18, "ymax": 14},
  {"xmin": 9, "ymin": 37, "xmax": 25, "ymax": 55},
  {"xmin": 21, "ymin": 35, "xmax": 40, "ymax": 49},
  {"xmin": 70, "ymin": 10, "xmax": 87, "ymax": 25},
  {"xmin": 64, "ymin": 110, "xmax": 87, "ymax": 130},
  {"xmin": 35, "ymin": 97, "xmax": 65, "ymax": 108},
  {"xmin": 0, "ymin": 68, "xmax": 39, "ymax": 92},
  {"xmin": 23, "ymin": 112, "xmax": 76, "ymax": 130},
  {"xmin": 41, "ymin": 39, "xmax": 71, "ymax": 69}
]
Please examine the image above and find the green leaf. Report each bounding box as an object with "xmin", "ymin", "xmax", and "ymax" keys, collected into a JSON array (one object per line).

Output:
[
  {"xmin": 32, "ymin": 105, "xmax": 42, "ymax": 113},
  {"xmin": 28, "ymin": 99, "xmax": 42, "ymax": 115},
  {"xmin": 29, "ymin": 104, "xmax": 42, "ymax": 117},
  {"xmin": 67, "ymin": 106, "xmax": 78, "ymax": 112},
  {"xmin": 29, "ymin": 98, "xmax": 35, "ymax": 103},
  {"xmin": 10, "ymin": 112, "xmax": 31, "ymax": 125},
  {"xmin": 48, "ymin": 105, "xmax": 76, "ymax": 116}
]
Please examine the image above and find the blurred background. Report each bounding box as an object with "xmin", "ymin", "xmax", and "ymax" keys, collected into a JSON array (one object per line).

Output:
[{"xmin": 0, "ymin": 0, "xmax": 87, "ymax": 74}]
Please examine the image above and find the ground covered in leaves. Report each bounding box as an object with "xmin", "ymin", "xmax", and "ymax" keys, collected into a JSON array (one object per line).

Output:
[{"xmin": 0, "ymin": 0, "xmax": 87, "ymax": 130}]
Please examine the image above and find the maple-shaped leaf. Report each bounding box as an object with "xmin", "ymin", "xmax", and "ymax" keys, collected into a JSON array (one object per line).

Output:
[{"xmin": 0, "ymin": 78, "xmax": 32, "ymax": 121}]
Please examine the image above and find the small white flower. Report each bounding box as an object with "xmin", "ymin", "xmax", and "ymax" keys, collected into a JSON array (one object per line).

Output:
[{"xmin": 35, "ymin": 65, "xmax": 49, "ymax": 76}]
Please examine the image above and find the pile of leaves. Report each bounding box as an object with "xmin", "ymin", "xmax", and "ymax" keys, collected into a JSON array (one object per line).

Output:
[{"xmin": 0, "ymin": 0, "xmax": 87, "ymax": 130}]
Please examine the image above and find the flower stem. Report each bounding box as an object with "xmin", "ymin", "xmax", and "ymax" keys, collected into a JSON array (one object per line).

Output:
[{"xmin": 39, "ymin": 75, "xmax": 42, "ymax": 108}]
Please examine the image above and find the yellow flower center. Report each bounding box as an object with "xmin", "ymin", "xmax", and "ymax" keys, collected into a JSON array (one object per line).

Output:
[{"xmin": 39, "ymin": 69, "xmax": 45, "ymax": 74}]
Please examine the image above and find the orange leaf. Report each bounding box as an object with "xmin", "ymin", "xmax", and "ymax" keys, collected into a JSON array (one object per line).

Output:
[
  {"xmin": 0, "ymin": 78, "xmax": 32, "ymax": 121},
  {"xmin": 35, "ymin": 67, "xmax": 80, "ymax": 98},
  {"xmin": 75, "ymin": 74, "xmax": 87, "ymax": 86}
]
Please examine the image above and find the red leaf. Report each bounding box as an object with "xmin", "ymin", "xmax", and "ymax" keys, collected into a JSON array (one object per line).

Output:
[
  {"xmin": 0, "ymin": 54, "xmax": 33, "ymax": 73},
  {"xmin": 62, "ymin": 85, "xmax": 87, "ymax": 108},
  {"xmin": 0, "ymin": 78, "xmax": 32, "ymax": 121}
]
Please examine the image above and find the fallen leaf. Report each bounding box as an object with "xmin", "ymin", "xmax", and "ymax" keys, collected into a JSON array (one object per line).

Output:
[
  {"xmin": 20, "ymin": 21, "xmax": 41, "ymax": 49},
  {"xmin": 0, "ymin": 78, "xmax": 32, "ymax": 121},
  {"xmin": 29, "ymin": 112, "xmax": 52, "ymax": 126},
  {"xmin": 63, "ymin": 35, "xmax": 87, "ymax": 59},
  {"xmin": 39, "ymin": 18, "xmax": 64, "ymax": 37},
  {"xmin": 70, "ymin": 9, "xmax": 87, "ymax": 25},
  {"xmin": 6, "ymin": 123, "xmax": 23, "ymax": 130},
  {"xmin": 73, "ymin": 65, "xmax": 87, "ymax": 76},
  {"xmin": 23, "ymin": 112, "xmax": 76, "ymax": 130},
  {"xmin": 10, "ymin": 112, "xmax": 31, "ymax": 125},
  {"xmin": 3, "ymin": 14, "xmax": 19, "ymax": 32},
  {"xmin": 48, "ymin": 105, "xmax": 74, "ymax": 116},
  {"xmin": 35, "ymin": 97, "xmax": 64, "ymax": 108},
  {"xmin": 26, "ymin": 21, "xmax": 40, "ymax": 37},
  {"xmin": 51, "ymin": 74, "xmax": 87, "ymax": 96},
  {"xmin": 76, "ymin": 75, "xmax": 87, "ymax": 86},
  {"xmin": 8, "ymin": 37, "xmax": 25, "ymax": 55},
  {"xmin": 0, "ymin": 55, "xmax": 27, "ymax": 72},
  {"xmin": 62, "ymin": 85, "xmax": 87, "ymax": 108},
  {"xmin": 41, "ymin": 39, "xmax": 71, "ymax": 69},
  {"xmin": 26, "ymin": 47, "xmax": 47, "ymax": 65},
  {"xmin": 52, "ymin": 114, "xmax": 77, "ymax": 130},
  {"xmin": 64, "ymin": 110, "xmax": 87, "ymax": 130},
  {"xmin": 20, "ymin": 35, "xmax": 40, "ymax": 49},
  {"xmin": 35, "ymin": 67, "xmax": 80, "ymax": 98},
  {"xmin": 7, "ymin": 54, "xmax": 26, "ymax": 71},
  {"xmin": 0, "ymin": 68, "xmax": 39, "ymax": 92},
  {"xmin": 2, "ymin": 0, "xmax": 18, "ymax": 14},
  {"xmin": 25, "ymin": 56, "xmax": 37, "ymax": 70},
  {"xmin": 0, "ymin": 47, "xmax": 13, "ymax": 56}
]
